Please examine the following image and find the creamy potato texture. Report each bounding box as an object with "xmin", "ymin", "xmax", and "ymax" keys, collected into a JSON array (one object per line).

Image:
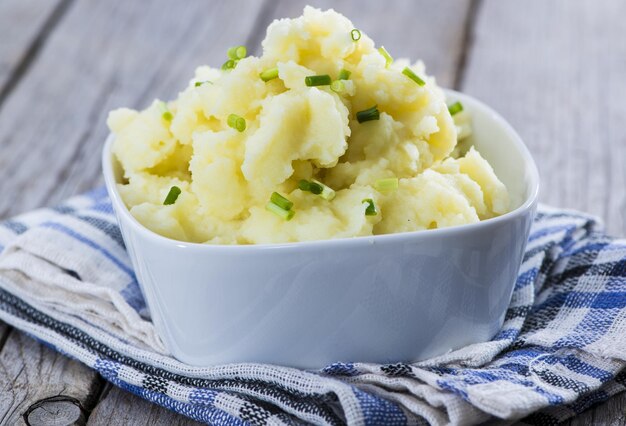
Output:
[{"xmin": 108, "ymin": 6, "xmax": 509, "ymax": 244}]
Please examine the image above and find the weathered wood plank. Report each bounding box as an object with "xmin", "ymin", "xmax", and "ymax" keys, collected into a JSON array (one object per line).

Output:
[
  {"xmin": 0, "ymin": 0, "xmax": 67, "ymax": 101},
  {"xmin": 0, "ymin": 1, "xmax": 98, "ymax": 425},
  {"xmin": 461, "ymin": 0, "xmax": 626, "ymax": 236},
  {"xmin": 0, "ymin": 330, "xmax": 102, "ymax": 425},
  {"xmin": 0, "ymin": 0, "xmax": 269, "ymax": 220},
  {"xmin": 250, "ymin": 0, "xmax": 472, "ymax": 88},
  {"xmin": 563, "ymin": 391, "xmax": 626, "ymax": 426},
  {"xmin": 87, "ymin": 385, "xmax": 202, "ymax": 426}
]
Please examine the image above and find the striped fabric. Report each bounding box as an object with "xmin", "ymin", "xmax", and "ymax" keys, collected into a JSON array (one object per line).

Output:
[{"xmin": 0, "ymin": 187, "xmax": 624, "ymax": 425}]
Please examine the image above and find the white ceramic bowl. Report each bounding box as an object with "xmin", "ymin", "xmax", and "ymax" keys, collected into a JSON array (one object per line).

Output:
[{"xmin": 102, "ymin": 90, "xmax": 539, "ymax": 369}]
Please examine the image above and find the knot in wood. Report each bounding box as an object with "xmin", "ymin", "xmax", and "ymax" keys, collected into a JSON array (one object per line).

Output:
[{"xmin": 24, "ymin": 395, "xmax": 85, "ymax": 426}]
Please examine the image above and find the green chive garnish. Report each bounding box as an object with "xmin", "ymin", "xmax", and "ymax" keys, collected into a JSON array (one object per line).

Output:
[
  {"xmin": 378, "ymin": 46, "xmax": 393, "ymax": 68},
  {"xmin": 338, "ymin": 69, "xmax": 351, "ymax": 80},
  {"xmin": 260, "ymin": 67, "xmax": 279, "ymax": 82},
  {"xmin": 362, "ymin": 199, "xmax": 378, "ymax": 216},
  {"xmin": 330, "ymin": 80, "xmax": 345, "ymax": 94},
  {"xmin": 351, "ymin": 29, "xmax": 361, "ymax": 41},
  {"xmin": 270, "ymin": 192, "xmax": 293, "ymax": 211},
  {"xmin": 159, "ymin": 101, "xmax": 173, "ymax": 121},
  {"xmin": 163, "ymin": 186, "xmax": 181, "ymax": 205},
  {"xmin": 194, "ymin": 80, "xmax": 212, "ymax": 87},
  {"xmin": 266, "ymin": 192, "xmax": 295, "ymax": 221},
  {"xmin": 227, "ymin": 46, "xmax": 247, "ymax": 60},
  {"xmin": 374, "ymin": 177, "xmax": 399, "ymax": 192},
  {"xmin": 299, "ymin": 179, "xmax": 335, "ymax": 199},
  {"xmin": 305, "ymin": 74, "xmax": 332, "ymax": 87},
  {"xmin": 222, "ymin": 59, "xmax": 236, "ymax": 70},
  {"xmin": 298, "ymin": 179, "xmax": 322, "ymax": 195},
  {"xmin": 309, "ymin": 182, "xmax": 323, "ymax": 195},
  {"xmin": 266, "ymin": 202, "xmax": 295, "ymax": 221},
  {"xmin": 402, "ymin": 67, "xmax": 426, "ymax": 86},
  {"xmin": 313, "ymin": 179, "xmax": 336, "ymax": 200},
  {"xmin": 448, "ymin": 101, "xmax": 464, "ymax": 116},
  {"xmin": 356, "ymin": 105, "xmax": 380, "ymax": 123},
  {"xmin": 227, "ymin": 114, "xmax": 246, "ymax": 132}
]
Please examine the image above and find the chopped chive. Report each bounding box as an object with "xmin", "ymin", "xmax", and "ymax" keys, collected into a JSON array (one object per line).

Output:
[
  {"xmin": 222, "ymin": 59, "xmax": 236, "ymax": 70},
  {"xmin": 260, "ymin": 67, "xmax": 279, "ymax": 82},
  {"xmin": 356, "ymin": 105, "xmax": 380, "ymax": 123},
  {"xmin": 298, "ymin": 179, "xmax": 324, "ymax": 195},
  {"xmin": 351, "ymin": 29, "xmax": 361, "ymax": 41},
  {"xmin": 299, "ymin": 179, "xmax": 334, "ymax": 199},
  {"xmin": 305, "ymin": 74, "xmax": 332, "ymax": 87},
  {"xmin": 270, "ymin": 192, "xmax": 293, "ymax": 211},
  {"xmin": 374, "ymin": 177, "xmax": 399, "ymax": 192},
  {"xmin": 266, "ymin": 192, "xmax": 295, "ymax": 221},
  {"xmin": 312, "ymin": 179, "xmax": 336, "ymax": 200},
  {"xmin": 402, "ymin": 67, "xmax": 426, "ymax": 86},
  {"xmin": 194, "ymin": 80, "xmax": 212, "ymax": 87},
  {"xmin": 266, "ymin": 202, "xmax": 295, "ymax": 221},
  {"xmin": 228, "ymin": 45, "xmax": 247, "ymax": 60},
  {"xmin": 378, "ymin": 46, "xmax": 393, "ymax": 68},
  {"xmin": 227, "ymin": 114, "xmax": 246, "ymax": 132},
  {"xmin": 163, "ymin": 186, "xmax": 181, "ymax": 205},
  {"xmin": 298, "ymin": 180, "xmax": 311, "ymax": 191},
  {"xmin": 448, "ymin": 101, "xmax": 464, "ymax": 116},
  {"xmin": 309, "ymin": 182, "xmax": 323, "ymax": 195},
  {"xmin": 158, "ymin": 101, "xmax": 173, "ymax": 121},
  {"xmin": 362, "ymin": 198, "xmax": 378, "ymax": 216},
  {"xmin": 330, "ymin": 80, "xmax": 346, "ymax": 94},
  {"xmin": 338, "ymin": 69, "xmax": 351, "ymax": 80}
]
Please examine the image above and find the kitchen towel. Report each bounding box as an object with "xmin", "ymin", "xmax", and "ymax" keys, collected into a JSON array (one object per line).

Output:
[{"xmin": 0, "ymin": 187, "xmax": 624, "ymax": 425}]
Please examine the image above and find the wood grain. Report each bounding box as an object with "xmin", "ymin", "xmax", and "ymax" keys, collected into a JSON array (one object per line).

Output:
[
  {"xmin": 0, "ymin": 2, "xmax": 105, "ymax": 424},
  {"xmin": 461, "ymin": 0, "xmax": 626, "ymax": 236},
  {"xmin": 24, "ymin": 396, "xmax": 85, "ymax": 425},
  {"xmin": 0, "ymin": 0, "xmax": 269, "ymax": 220},
  {"xmin": 564, "ymin": 391, "xmax": 626, "ymax": 426},
  {"xmin": 0, "ymin": 330, "xmax": 101, "ymax": 425},
  {"xmin": 0, "ymin": 0, "xmax": 67, "ymax": 101},
  {"xmin": 87, "ymin": 385, "xmax": 202, "ymax": 426}
]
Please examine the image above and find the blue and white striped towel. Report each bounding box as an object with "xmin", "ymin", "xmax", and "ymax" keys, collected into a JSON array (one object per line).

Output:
[{"xmin": 0, "ymin": 187, "xmax": 624, "ymax": 425}]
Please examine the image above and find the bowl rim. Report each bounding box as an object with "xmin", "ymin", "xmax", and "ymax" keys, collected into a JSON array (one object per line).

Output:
[{"xmin": 102, "ymin": 89, "xmax": 540, "ymax": 252}]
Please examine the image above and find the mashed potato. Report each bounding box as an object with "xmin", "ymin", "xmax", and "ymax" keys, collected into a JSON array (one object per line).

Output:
[{"xmin": 108, "ymin": 6, "xmax": 509, "ymax": 244}]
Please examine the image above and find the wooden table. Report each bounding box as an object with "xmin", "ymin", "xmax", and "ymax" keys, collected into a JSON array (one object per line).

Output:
[{"xmin": 1, "ymin": 1, "xmax": 624, "ymax": 424}]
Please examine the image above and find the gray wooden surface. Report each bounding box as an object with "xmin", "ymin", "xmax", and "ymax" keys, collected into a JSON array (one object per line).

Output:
[{"xmin": 0, "ymin": 0, "xmax": 624, "ymax": 424}]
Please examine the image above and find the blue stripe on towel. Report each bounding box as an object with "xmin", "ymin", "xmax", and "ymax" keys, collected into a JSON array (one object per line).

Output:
[{"xmin": 41, "ymin": 221, "xmax": 134, "ymax": 278}]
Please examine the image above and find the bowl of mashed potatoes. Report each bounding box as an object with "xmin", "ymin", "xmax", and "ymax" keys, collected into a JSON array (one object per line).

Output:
[{"xmin": 102, "ymin": 7, "xmax": 539, "ymax": 368}]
